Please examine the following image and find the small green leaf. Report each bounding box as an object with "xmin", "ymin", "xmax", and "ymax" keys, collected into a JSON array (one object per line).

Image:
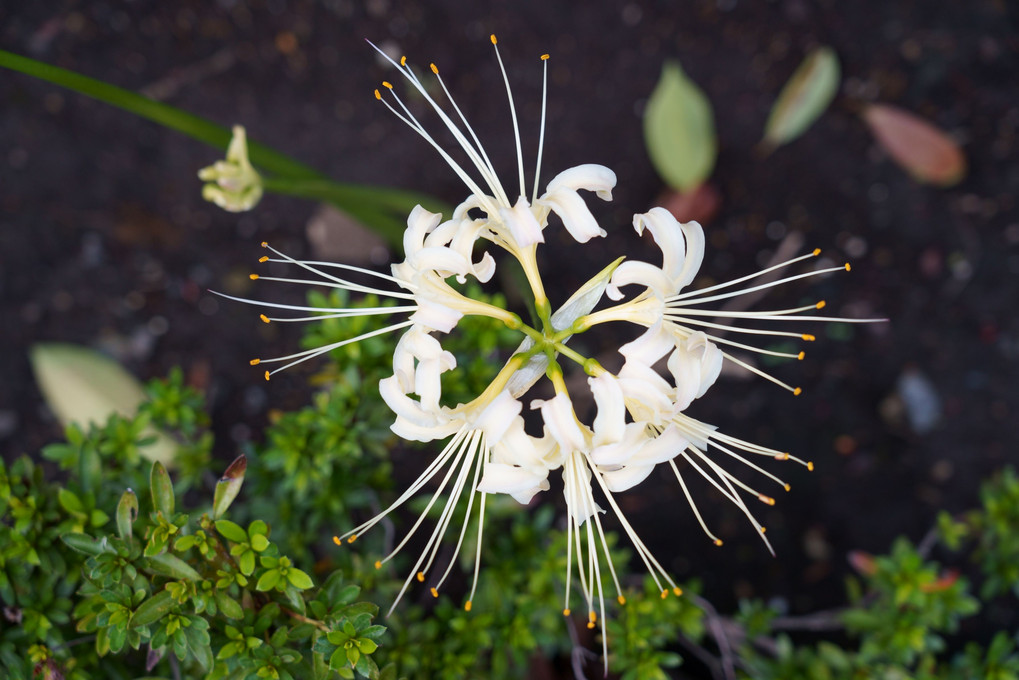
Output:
[
  {"xmin": 239, "ymin": 550, "xmax": 256, "ymax": 576},
  {"xmin": 248, "ymin": 519, "xmax": 269, "ymax": 537},
  {"xmin": 357, "ymin": 639, "xmax": 378, "ymax": 655},
  {"xmin": 58, "ymin": 488, "xmax": 85, "ymax": 516},
  {"xmin": 62, "ymin": 532, "xmax": 111, "ymax": 556},
  {"xmin": 150, "ymin": 462, "xmax": 175, "ymax": 516},
  {"xmin": 212, "ymin": 455, "xmax": 247, "ymax": 519},
  {"xmin": 256, "ymin": 570, "xmax": 281, "ymax": 592},
  {"xmin": 145, "ymin": 553, "xmax": 201, "ymax": 581},
  {"xmin": 762, "ymin": 47, "xmax": 840, "ymax": 149},
  {"xmin": 215, "ymin": 519, "xmax": 248, "ymax": 544},
  {"xmin": 215, "ymin": 591, "xmax": 244, "ymax": 620},
  {"xmin": 329, "ymin": 648, "xmax": 348, "ymax": 671},
  {"xmin": 643, "ymin": 60, "xmax": 716, "ymax": 192},
  {"xmin": 250, "ymin": 534, "xmax": 270, "ymax": 552},
  {"xmin": 286, "ymin": 568, "xmax": 314, "ymax": 590},
  {"xmin": 116, "ymin": 489, "xmax": 139, "ymax": 543},
  {"xmin": 130, "ymin": 590, "xmax": 176, "ymax": 628}
]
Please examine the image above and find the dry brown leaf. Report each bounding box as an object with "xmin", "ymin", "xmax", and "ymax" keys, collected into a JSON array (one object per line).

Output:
[{"xmin": 862, "ymin": 103, "xmax": 966, "ymax": 187}]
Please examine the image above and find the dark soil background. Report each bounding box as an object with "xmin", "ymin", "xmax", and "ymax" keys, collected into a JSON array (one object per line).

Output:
[{"xmin": 2, "ymin": 0, "xmax": 1017, "ymax": 672}]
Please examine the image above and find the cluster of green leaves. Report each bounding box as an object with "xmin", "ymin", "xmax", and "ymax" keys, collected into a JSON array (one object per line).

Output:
[
  {"xmin": 738, "ymin": 468, "xmax": 1019, "ymax": 680},
  {"xmin": 1, "ymin": 376, "xmax": 386, "ymax": 680}
]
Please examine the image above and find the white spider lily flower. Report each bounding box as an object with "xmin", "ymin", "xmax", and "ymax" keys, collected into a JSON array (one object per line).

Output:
[{"xmin": 225, "ymin": 35, "xmax": 884, "ymax": 668}]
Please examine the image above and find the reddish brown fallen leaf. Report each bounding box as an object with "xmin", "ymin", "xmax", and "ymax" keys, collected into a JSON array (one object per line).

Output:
[
  {"xmin": 656, "ymin": 182, "xmax": 722, "ymax": 225},
  {"xmin": 847, "ymin": 550, "xmax": 877, "ymax": 576},
  {"xmin": 862, "ymin": 103, "xmax": 966, "ymax": 187}
]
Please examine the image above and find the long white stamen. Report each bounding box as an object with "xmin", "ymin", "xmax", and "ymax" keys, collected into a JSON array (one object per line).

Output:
[
  {"xmin": 668, "ymin": 459, "xmax": 724, "ymax": 545},
  {"xmin": 430, "ymin": 65, "xmax": 510, "ymax": 206},
  {"xmin": 532, "ymin": 54, "xmax": 550, "ymax": 203},
  {"xmin": 259, "ymin": 320, "xmax": 415, "ymax": 376},
  {"xmin": 369, "ymin": 41, "xmax": 511, "ymax": 208},
  {"xmin": 490, "ymin": 35, "xmax": 527, "ymax": 199},
  {"xmin": 669, "ymin": 249, "xmax": 823, "ymax": 301},
  {"xmin": 265, "ymin": 258, "xmax": 410, "ymax": 287},
  {"xmin": 673, "ymin": 264, "xmax": 851, "ymax": 306}
]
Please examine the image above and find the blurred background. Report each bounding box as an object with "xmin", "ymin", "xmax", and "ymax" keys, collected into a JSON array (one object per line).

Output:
[{"xmin": 1, "ymin": 0, "xmax": 1016, "ymax": 628}]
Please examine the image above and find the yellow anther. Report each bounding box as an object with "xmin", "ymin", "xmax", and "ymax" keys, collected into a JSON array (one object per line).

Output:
[
  {"xmin": 374, "ymin": 560, "xmax": 382, "ymax": 569},
  {"xmin": 264, "ymin": 371, "xmax": 271, "ymax": 381},
  {"xmin": 260, "ymin": 241, "xmax": 268, "ymax": 248},
  {"xmin": 464, "ymin": 601, "xmax": 472, "ymax": 612},
  {"xmin": 793, "ymin": 387, "xmax": 802, "ymax": 396},
  {"xmin": 430, "ymin": 587, "xmax": 438, "ymax": 598},
  {"xmin": 400, "ymin": 55, "xmax": 407, "ymax": 66},
  {"xmin": 249, "ymin": 273, "xmax": 259, "ymax": 280},
  {"xmin": 845, "ymin": 262, "xmax": 852, "ymax": 271},
  {"xmin": 563, "ymin": 608, "xmax": 571, "ymax": 617},
  {"xmin": 258, "ymin": 255, "xmax": 269, "ymax": 263},
  {"xmin": 416, "ymin": 572, "xmax": 425, "ymax": 582},
  {"xmin": 249, "ymin": 358, "xmax": 260, "ymax": 366},
  {"xmin": 260, "ymin": 314, "xmax": 270, "ymax": 323},
  {"xmin": 332, "ymin": 536, "xmax": 342, "ymax": 546},
  {"xmin": 374, "ymin": 89, "xmax": 381, "ymax": 100},
  {"xmin": 673, "ymin": 587, "xmax": 683, "ymax": 596},
  {"xmin": 759, "ymin": 494, "xmax": 776, "ymax": 506},
  {"xmin": 541, "ymin": 54, "xmax": 550, "ymax": 60},
  {"xmin": 784, "ymin": 483, "xmax": 791, "ymax": 492},
  {"xmin": 347, "ymin": 534, "xmax": 357, "ymax": 543},
  {"xmin": 587, "ymin": 621, "xmax": 595, "ymax": 629},
  {"xmin": 617, "ymin": 595, "xmax": 626, "ymax": 605},
  {"xmin": 798, "ymin": 351, "xmax": 805, "ymax": 360},
  {"xmin": 490, "ymin": 34, "xmax": 498, "ymax": 45},
  {"xmin": 382, "ymin": 81, "xmax": 393, "ymax": 89},
  {"xmin": 812, "ymin": 248, "xmax": 821, "ymax": 256},
  {"xmin": 713, "ymin": 539, "xmax": 723, "ymax": 546},
  {"xmin": 816, "ymin": 300, "xmax": 826, "ymax": 309},
  {"xmin": 807, "ymin": 461, "xmax": 815, "ymax": 471},
  {"xmin": 760, "ymin": 526, "xmax": 767, "ymax": 534},
  {"xmin": 430, "ymin": 63, "xmax": 439, "ymax": 74},
  {"xmin": 775, "ymin": 452, "xmax": 791, "ymax": 461},
  {"xmin": 802, "ymin": 334, "xmax": 816, "ymax": 341},
  {"xmin": 588, "ymin": 611, "xmax": 597, "ymax": 623},
  {"xmin": 660, "ymin": 589, "xmax": 669, "ymax": 599}
]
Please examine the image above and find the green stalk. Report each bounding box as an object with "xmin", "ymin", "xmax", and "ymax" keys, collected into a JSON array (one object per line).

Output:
[{"xmin": 0, "ymin": 49, "xmax": 450, "ymax": 248}]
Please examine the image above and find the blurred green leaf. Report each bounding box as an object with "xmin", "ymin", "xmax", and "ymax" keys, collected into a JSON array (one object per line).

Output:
[
  {"xmin": 762, "ymin": 46, "xmax": 840, "ymax": 150},
  {"xmin": 150, "ymin": 461, "xmax": 175, "ymax": 517},
  {"xmin": 643, "ymin": 60, "xmax": 716, "ymax": 192},
  {"xmin": 29, "ymin": 343, "xmax": 177, "ymax": 464}
]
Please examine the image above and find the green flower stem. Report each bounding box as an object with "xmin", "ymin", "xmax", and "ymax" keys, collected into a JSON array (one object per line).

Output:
[
  {"xmin": 0, "ymin": 48, "xmax": 445, "ymax": 249},
  {"xmin": 553, "ymin": 342, "xmax": 600, "ymax": 375}
]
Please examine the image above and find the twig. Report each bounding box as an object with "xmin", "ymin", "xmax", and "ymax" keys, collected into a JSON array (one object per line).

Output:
[
  {"xmin": 689, "ymin": 593, "xmax": 738, "ymax": 680},
  {"xmin": 565, "ymin": 615, "xmax": 595, "ymax": 680},
  {"xmin": 675, "ymin": 632, "xmax": 724, "ymax": 680},
  {"xmin": 279, "ymin": 605, "xmax": 329, "ymax": 632}
]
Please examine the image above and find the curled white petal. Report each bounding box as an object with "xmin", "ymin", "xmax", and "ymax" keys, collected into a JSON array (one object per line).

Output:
[
  {"xmin": 477, "ymin": 462, "xmax": 550, "ymax": 504},
  {"xmin": 590, "ymin": 373, "xmax": 625, "ymax": 447},
  {"xmin": 668, "ymin": 331, "xmax": 723, "ymax": 410},
  {"xmin": 539, "ymin": 188, "xmax": 606, "ymax": 243},
  {"xmin": 536, "ymin": 394, "xmax": 587, "ymax": 454},
  {"xmin": 544, "ymin": 164, "xmax": 617, "ymax": 201},
  {"xmin": 607, "ymin": 261, "xmax": 673, "ymax": 301}
]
